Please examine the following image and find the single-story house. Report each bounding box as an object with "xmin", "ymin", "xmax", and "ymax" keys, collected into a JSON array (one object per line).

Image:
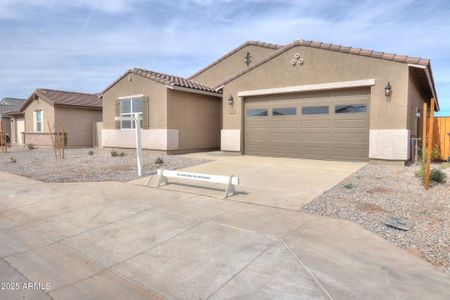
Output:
[
  {"xmin": 13, "ymin": 88, "xmax": 102, "ymax": 147},
  {"xmin": 100, "ymin": 68, "xmax": 222, "ymax": 153},
  {"xmin": 101, "ymin": 39, "xmax": 438, "ymax": 163},
  {"xmin": 0, "ymin": 97, "xmax": 26, "ymax": 143}
]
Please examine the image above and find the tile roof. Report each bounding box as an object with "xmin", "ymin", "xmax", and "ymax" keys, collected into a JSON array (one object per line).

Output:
[
  {"xmin": 187, "ymin": 41, "xmax": 283, "ymax": 80},
  {"xmin": 21, "ymin": 89, "xmax": 101, "ymax": 111},
  {"xmin": 217, "ymin": 39, "xmax": 432, "ymax": 88},
  {"xmin": 0, "ymin": 97, "xmax": 26, "ymax": 115},
  {"xmin": 101, "ymin": 68, "xmax": 221, "ymax": 95}
]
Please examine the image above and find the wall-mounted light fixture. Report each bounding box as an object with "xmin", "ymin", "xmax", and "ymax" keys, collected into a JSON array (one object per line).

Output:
[
  {"xmin": 384, "ymin": 82, "xmax": 392, "ymax": 97},
  {"xmin": 228, "ymin": 95, "xmax": 234, "ymax": 105}
]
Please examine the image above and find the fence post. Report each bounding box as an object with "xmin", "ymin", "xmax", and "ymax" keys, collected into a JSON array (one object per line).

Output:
[
  {"xmin": 425, "ymin": 99, "xmax": 435, "ymax": 191},
  {"xmin": 422, "ymin": 102, "xmax": 427, "ymax": 161}
]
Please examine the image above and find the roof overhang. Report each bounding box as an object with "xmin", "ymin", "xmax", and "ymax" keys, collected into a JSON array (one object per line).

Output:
[
  {"xmin": 166, "ymin": 85, "xmax": 222, "ymax": 98},
  {"xmin": 237, "ymin": 79, "xmax": 375, "ymax": 97},
  {"xmin": 408, "ymin": 64, "xmax": 439, "ymax": 111},
  {"xmin": 3, "ymin": 111, "xmax": 24, "ymax": 117}
]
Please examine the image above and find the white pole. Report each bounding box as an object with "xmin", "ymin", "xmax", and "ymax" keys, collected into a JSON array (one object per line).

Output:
[{"xmin": 134, "ymin": 113, "xmax": 143, "ymax": 176}]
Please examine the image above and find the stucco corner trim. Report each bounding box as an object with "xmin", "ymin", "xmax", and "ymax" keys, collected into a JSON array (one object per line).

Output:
[
  {"xmin": 221, "ymin": 129, "xmax": 241, "ymax": 152},
  {"xmin": 237, "ymin": 79, "xmax": 375, "ymax": 97},
  {"xmin": 369, "ymin": 129, "xmax": 410, "ymax": 161}
]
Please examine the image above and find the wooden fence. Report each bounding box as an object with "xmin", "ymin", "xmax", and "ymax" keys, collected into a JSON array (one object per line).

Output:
[{"xmin": 432, "ymin": 116, "xmax": 450, "ymax": 161}]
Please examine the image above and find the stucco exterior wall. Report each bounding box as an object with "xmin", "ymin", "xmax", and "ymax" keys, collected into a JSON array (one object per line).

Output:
[
  {"xmin": 190, "ymin": 45, "xmax": 278, "ymax": 88},
  {"xmin": 167, "ymin": 89, "xmax": 221, "ymax": 150},
  {"xmin": 102, "ymin": 72, "xmax": 167, "ymax": 130},
  {"xmin": 407, "ymin": 70, "xmax": 426, "ymax": 138},
  {"xmin": 54, "ymin": 107, "xmax": 102, "ymax": 147},
  {"xmin": 23, "ymin": 97, "xmax": 55, "ymax": 133},
  {"xmin": 222, "ymin": 45, "xmax": 410, "ymax": 161},
  {"xmin": 223, "ymin": 45, "xmax": 409, "ymax": 131}
]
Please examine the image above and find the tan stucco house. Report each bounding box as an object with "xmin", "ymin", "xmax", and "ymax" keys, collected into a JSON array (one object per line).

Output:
[
  {"xmin": 101, "ymin": 68, "xmax": 221, "ymax": 153},
  {"xmin": 102, "ymin": 39, "xmax": 438, "ymax": 163},
  {"xmin": 16, "ymin": 89, "xmax": 102, "ymax": 147}
]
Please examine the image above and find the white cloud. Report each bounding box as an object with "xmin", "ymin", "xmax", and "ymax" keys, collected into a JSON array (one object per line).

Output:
[{"xmin": 0, "ymin": 0, "xmax": 449, "ymax": 112}]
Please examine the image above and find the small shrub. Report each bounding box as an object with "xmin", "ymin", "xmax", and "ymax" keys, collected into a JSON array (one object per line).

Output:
[
  {"xmin": 119, "ymin": 152, "xmax": 125, "ymax": 157},
  {"xmin": 429, "ymin": 168, "xmax": 447, "ymax": 183},
  {"xmin": 344, "ymin": 183, "xmax": 354, "ymax": 189},
  {"xmin": 10, "ymin": 157, "xmax": 16, "ymax": 163},
  {"xmin": 155, "ymin": 157, "xmax": 164, "ymax": 165},
  {"xmin": 27, "ymin": 144, "xmax": 36, "ymax": 150},
  {"xmin": 416, "ymin": 164, "xmax": 447, "ymax": 184},
  {"xmin": 111, "ymin": 149, "xmax": 118, "ymax": 157},
  {"xmin": 88, "ymin": 150, "xmax": 94, "ymax": 155}
]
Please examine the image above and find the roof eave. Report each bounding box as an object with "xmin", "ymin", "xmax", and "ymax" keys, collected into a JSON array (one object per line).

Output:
[
  {"xmin": 166, "ymin": 85, "xmax": 222, "ymax": 98},
  {"xmin": 408, "ymin": 63, "xmax": 439, "ymax": 111}
]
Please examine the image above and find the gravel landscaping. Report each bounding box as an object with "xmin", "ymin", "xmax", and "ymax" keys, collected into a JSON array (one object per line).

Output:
[
  {"xmin": 0, "ymin": 145, "xmax": 210, "ymax": 182},
  {"xmin": 304, "ymin": 163, "xmax": 450, "ymax": 274}
]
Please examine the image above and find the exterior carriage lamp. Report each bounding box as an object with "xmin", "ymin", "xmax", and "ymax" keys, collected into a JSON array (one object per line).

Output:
[
  {"xmin": 385, "ymin": 82, "xmax": 392, "ymax": 97},
  {"xmin": 228, "ymin": 95, "xmax": 234, "ymax": 105}
]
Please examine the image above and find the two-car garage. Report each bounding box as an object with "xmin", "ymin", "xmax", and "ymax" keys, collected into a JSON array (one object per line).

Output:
[{"xmin": 244, "ymin": 88, "xmax": 370, "ymax": 161}]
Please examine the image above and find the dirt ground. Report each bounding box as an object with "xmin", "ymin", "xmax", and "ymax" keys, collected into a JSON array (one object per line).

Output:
[{"xmin": 0, "ymin": 145, "xmax": 210, "ymax": 182}]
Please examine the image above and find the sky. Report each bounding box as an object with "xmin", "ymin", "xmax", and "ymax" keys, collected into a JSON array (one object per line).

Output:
[{"xmin": 0, "ymin": 0, "xmax": 449, "ymax": 116}]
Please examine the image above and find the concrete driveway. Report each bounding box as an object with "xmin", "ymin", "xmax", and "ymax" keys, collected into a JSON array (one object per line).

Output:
[
  {"xmin": 0, "ymin": 169, "xmax": 449, "ymax": 300},
  {"xmin": 135, "ymin": 152, "xmax": 366, "ymax": 210}
]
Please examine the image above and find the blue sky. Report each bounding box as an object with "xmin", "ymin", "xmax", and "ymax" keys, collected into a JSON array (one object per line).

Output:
[{"xmin": 1, "ymin": 0, "xmax": 449, "ymax": 115}]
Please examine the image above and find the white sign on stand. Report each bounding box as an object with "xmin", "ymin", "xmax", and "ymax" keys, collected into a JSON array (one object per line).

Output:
[
  {"xmin": 156, "ymin": 169, "xmax": 239, "ymax": 198},
  {"xmin": 115, "ymin": 113, "xmax": 143, "ymax": 176}
]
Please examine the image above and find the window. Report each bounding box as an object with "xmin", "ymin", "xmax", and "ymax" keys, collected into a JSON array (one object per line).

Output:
[
  {"xmin": 273, "ymin": 107, "xmax": 296, "ymax": 116},
  {"xmin": 246, "ymin": 108, "xmax": 268, "ymax": 117},
  {"xmin": 34, "ymin": 110, "xmax": 43, "ymax": 132},
  {"xmin": 302, "ymin": 106, "xmax": 329, "ymax": 115},
  {"xmin": 335, "ymin": 104, "xmax": 367, "ymax": 113},
  {"xmin": 119, "ymin": 97, "xmax": 144, "ymax": 129}
]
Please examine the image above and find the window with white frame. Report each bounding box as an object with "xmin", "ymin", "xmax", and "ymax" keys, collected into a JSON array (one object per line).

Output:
[
  {"xmin": 119, "ymin": 97, "xmax": 143, "ymax": 129},
  {"xmin": 34, "ymin": 110, "xmax": 43, "ymax": 132}
]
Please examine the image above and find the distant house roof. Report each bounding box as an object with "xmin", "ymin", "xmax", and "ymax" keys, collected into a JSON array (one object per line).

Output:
[
  {"xmin": 187, "ymin": 41, "xmax": 282, "ymax": 80},
  {"xmin": 101, "ymin": 68, "xmax": 221, "ymax": 96},
  {"xmin": 21, "ymin": 88, "xmax": 102, "ymax": 112},
  {"xmin": 0, "ymin": 97, "xmax": 26, "ymax": 116}
]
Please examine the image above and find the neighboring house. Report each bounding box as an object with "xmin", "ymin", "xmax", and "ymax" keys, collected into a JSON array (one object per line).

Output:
[
  {"xmin": 101, "ymin": 68, "xmax": 222, "ymax": 153},
  {"xmin": 0, "ymin": 97, "xmax": 26, "ymax": 143},
  {"xmin": 101, "ymin": 39, "xmax": 438, "ymax": 163},
  {"xmin": 17, "ymin": 89, "xmax": 102, "ymax": 147}
]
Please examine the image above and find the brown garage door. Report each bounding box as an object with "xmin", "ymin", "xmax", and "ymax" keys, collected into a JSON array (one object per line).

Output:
[{"xmin": 244, "ymin": 88, "xmax": 370, "ymax": 161}]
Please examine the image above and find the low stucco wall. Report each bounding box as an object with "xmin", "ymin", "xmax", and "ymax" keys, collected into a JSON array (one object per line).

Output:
[
  {"xmin": 221, "ymin": 129, "xmax": 240, "ymax": 151},
  {"xmin": 102, "ymin": 129, "xmax": 179, "ymax": 150},
  {"xmin": 369, "ymin": 129, "xmax": 410, "ymax": 160},
  {"xmin": 23, "ymin": 132, "xmax": 62, "ymax": 146}
]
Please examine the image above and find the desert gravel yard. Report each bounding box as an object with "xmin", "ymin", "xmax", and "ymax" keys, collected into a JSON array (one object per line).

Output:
[
  {"xmin": 0, "ymin": 145, "xmax": 209, "ymax": 182},
  {"xmin": 304, "ymin": 163, "xmax": 450, "ymax": 274}
]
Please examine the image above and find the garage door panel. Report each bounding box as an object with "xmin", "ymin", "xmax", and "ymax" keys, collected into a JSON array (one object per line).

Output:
[
  {"xmin": 333, "ymin": 148, "xmax": 367, "ymax": 161},
  {"xmin": 244, "ymin": 88, "xmax": 369, "ymax": 161},
  {"xmin": 300, "ymin": 132, "xmax": 331, "ymax": 142},
  {"xmin": 271, "ymin": 120, "xmax": 298, "ymax": 128},
  {"xmin": 299, "ymin": 120, "xmax": 330, "ymax": 128},
  {"xmin": 298, "ymin": 146, "xmax": 332, "ymax": 157},
  {"xmin": 333, "ymin": 119, "xmax": 368, "ymax": 128},
  {"xmin": 333, "ymin": 132, "xmax": 368, "ymax": 142},
  {"xmin": 272, "ymin": 133, "xmax": 298, "ymax": 141}
]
